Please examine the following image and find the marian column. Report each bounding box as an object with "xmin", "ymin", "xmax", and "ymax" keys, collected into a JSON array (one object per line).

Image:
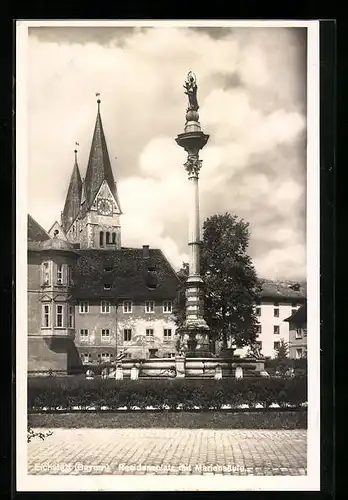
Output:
[{"xmin": 175, "ymin": 72, "xmax": 210, "ymax": 356}]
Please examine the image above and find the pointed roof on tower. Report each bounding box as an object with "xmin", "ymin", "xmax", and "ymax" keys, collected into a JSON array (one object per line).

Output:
[
  {"xmin": 81, "ymin": 177, "xmax": 86, "ymax": 205},
  {"xmin": 84, "ymin": 97, "xmax": 121, "ymax": 211},
  {"xmin": 62, "ymin": 149, "xmax": 82, "ymax": 232}
]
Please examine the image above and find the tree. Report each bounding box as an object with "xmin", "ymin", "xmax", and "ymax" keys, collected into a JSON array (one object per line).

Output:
[
  {"xmin": 275, "ymin": 338, "xmax": 289, "ymax": 359},
  {"xmin": 174, "ymin": 213, "xmax": 261, "ymax": 351}
]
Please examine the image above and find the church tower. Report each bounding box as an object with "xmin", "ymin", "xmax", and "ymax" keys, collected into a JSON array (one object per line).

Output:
[
  {"xmin": 61, "ymin": 149, "xmax": 82, "ymax": 244},
  {"xmin": 77, "ymin": 98, "xmax": 122, "ymax": 249}
]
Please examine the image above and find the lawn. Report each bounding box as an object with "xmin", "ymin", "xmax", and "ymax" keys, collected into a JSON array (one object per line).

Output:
[{"xmin": 28, "ymin": 409, "xmax": 307, "ymax": 430}]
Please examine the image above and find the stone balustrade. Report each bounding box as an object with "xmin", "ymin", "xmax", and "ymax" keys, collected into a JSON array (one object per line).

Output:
[{"xmin": 101, "ymin": 355, "xmax": 265, "ymax": 379}]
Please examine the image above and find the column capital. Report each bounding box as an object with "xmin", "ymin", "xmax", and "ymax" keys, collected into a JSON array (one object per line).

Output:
[{"xmin": 184, "ymin": 156, "xmax": 202, "ymax": 178}]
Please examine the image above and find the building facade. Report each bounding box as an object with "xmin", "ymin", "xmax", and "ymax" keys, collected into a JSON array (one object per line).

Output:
[
  {"xmin": 252, "ymin": 280, "xmax": 306, "ymax": 358},
  {"xmin": 27, "ymin": 99, "xmax": 307, "ymax": 373},
  {"xmin": 285, "ymin": 303, "xmax": 307, "ymax": 359},
  {"xmin": 27, "ymin": 100, "xmax": 181, "ymax": 373},
  {"xmin": 233, "ymin": 279, "xmax": 306, "ymax": 359}
]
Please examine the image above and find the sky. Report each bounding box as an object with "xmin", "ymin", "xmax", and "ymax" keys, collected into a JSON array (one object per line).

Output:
[{"xmin": 26, "ymin": 25, "xmax": 307, "ymax": 280}]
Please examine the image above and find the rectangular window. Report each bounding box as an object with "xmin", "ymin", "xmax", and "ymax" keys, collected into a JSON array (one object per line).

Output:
[
  {"xmin": 42, "ymin": 262, "xmax": 50, "ymax": 286},
  {"xmin": 123, "ymin": 329, "xmax": 132, "ymax": 342},
  {"xmin": 42, "ymin": 304, "xmax": 50, "ymax": 328},
  {"xmin": 303, "ymin": 329, "xmax": 307, "ymax": 337},
  {"xmin": 81, "ymin": 353, "xmax": 91, "ymax": 364},
  {"xmin": 56, "ymin": 304, "xmax": 64, "ymax": 328},
  {"xmin": 123, "ymin": 300, "xmax": 132, "ymax": 313},
  {"xmin": 146, "ymin": 328, "xmax": 154, "ymax": 338},
  {"xmin": 145, "ymin": 301, "xmax": 155, "ymax": 313},
  {"xmin": 99, "ymin": 231, "xmax": 104, "ymax": 247},
  {"xmin": 274, "ymin": 341, "xmax": 280, "ymax": 350},
  {"xmin": 57, "ymin": 264, "xmax": 63, "ymax": 285},
  {"xmin": 79, "ymin": 301, "xmax": 89, "ymax": 313},
  {"xmin": 256, "ymin": 307, "xmax": 261, "ymax": 316},
  {"xmin": 163, "ymin": 328, "xmax": 172, "ymax": 341},
  {"xmin": 112, "ymin": 233, "xmax": 116, "ymax": 244},
  {"xmin": 80, "ymin": 329, "xmax": 89, "ymax": 339},
  {"xmin": 68, "ymin": 305, "xmax": 74, "ymax": 328},
  {"xmin": 104, "ymin": 266, "xmax": 112, "ymax": 272},
  {"xmin": 101, "ymin": 329, "xmax": 110, "ymax": 337},
  {"xmin": 273, "ymin": 325, "xmax": 280, "ymax": 334},
  {"xmin": 295, "ymin": 328, "xmax": 302, "ymax": 339},
  {"xmin": 101, "ymin": 300, "xmax": 111, "ymax": 313},
  {"xmin": 274, "ymin": 308, "xmax": 279, "ymax": 317},
  {"xmin": 296, "ymin": 348, "xmax": 303, "ymax": 359},
  {"xmin": 106, "ymin": 232, "xmax": 110, "ymax": 244},
  {"xmin": 256, "ymin": 325, "xmax": 262, "ymax": 334},
  {"xmin": 163, "ymin": 301, "xmax": 172, "ymax": 313},
  {"xmin": 274, "ymin": 302, "xmax": 279, "ymax": 307},
  {"xmin": 101, "ymin": 352, "xmax": 111, "ymax": 362}
]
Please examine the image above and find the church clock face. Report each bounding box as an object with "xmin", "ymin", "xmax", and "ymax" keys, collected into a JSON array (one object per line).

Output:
[{"xmin": 97, "ymin": 199, "xmax": 113, "ymax": 216}]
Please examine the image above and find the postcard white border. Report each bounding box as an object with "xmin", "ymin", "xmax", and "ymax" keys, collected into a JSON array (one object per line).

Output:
[{"xmin": 16, "ymin": 19, "xmax": 320, "ymax": 492}]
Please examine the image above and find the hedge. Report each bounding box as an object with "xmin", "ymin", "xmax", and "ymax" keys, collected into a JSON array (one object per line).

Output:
[
  {"xmin": 28, "ymin": 377, "xmax": 307, "ymax": 412},
  {"xmin": 264, "ymin": 358, "xmax": 307, "ymax": 376}
]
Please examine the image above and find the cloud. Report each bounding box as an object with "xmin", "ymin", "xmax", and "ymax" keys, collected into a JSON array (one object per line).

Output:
[{"xmin": 27, "ymin": 26, "xmax": 307, "ymax": 280}]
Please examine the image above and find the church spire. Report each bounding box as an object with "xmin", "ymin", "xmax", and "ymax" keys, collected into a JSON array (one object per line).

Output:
[
  {"xmin": 62, "ymin": 148, "xmax": 82, "ymax": 232},
  {"xmin": 84, "ymin": 96, "xmax": 121, "ymax": 211}
]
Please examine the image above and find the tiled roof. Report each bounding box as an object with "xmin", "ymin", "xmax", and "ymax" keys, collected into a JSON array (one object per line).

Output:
[
  {"xmin": 71, "ymin": 248, "xmax": 181, "ymax": 300},
  {"xmin": 28, "ymin": 237, "xmax": 77, "ymax": 252},
  {"xmin": 84, "ymin": 105, "xmax": 121, "ymax": 210},
  {"xmin": 259, "ymin": 278, "xmax": 306, "ymax": 300},
  {"xmin": 28, "ymin": 214, "xmax": 50, "ymax": 242},
  {"xmin": 284, "ymin": 303, "xmax": 307, "ymax": 324},
  {"xmin": 62, "ymin": 161, "xmax": 82, "ymax": 232}
]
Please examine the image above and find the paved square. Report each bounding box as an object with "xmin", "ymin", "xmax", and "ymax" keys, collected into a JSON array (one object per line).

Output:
[{"xmin": 28, "ymin": 428, "xmax": 307, "ymax": 476}]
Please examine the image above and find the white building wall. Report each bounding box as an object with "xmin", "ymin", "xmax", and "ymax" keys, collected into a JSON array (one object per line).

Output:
[{"xmin": 235, "ymin": 300, "xmax": 300, "ymax": 359}]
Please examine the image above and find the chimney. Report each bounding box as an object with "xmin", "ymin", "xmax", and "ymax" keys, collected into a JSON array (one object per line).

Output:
[{"xmin": 143, "ymin": 245, "xmax": 150, "ymax": 259}]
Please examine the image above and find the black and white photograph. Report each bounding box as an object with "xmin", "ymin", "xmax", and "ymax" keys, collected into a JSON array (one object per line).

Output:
[{"xmin": 16, "ymin": 20, "xmax": 320, "ymax": 491}]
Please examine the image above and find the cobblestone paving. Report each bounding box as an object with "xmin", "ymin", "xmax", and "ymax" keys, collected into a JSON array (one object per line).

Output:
[{"xmin": 28, "ymin": 428, "xmax": 307, "ymax": 476}]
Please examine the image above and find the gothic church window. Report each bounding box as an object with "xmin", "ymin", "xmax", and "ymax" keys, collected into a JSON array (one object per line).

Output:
[
  {"xmin": 106, "ymin": 232, "xmax": 110, "ymax": 244},
  {"xmin": 112, "ymin": 233, "xmax": 116, "ymax": 244}
]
